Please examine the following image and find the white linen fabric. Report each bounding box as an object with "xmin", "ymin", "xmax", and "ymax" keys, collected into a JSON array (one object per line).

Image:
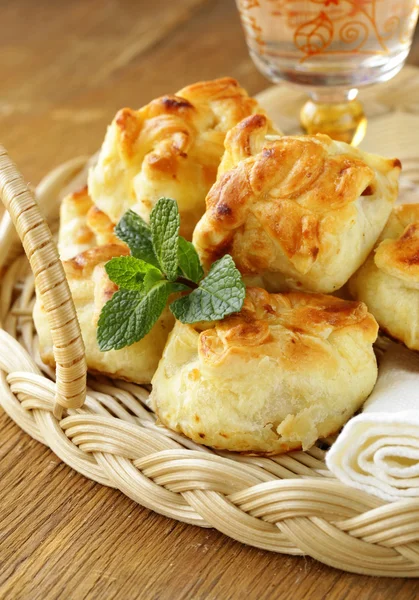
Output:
[{"xmin": 326, "ymin": 342, "xmax": 419, "ymax": 501}]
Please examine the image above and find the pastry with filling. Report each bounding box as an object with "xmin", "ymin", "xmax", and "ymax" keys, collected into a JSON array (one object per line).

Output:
[
  {"xmin": 88, "ymin": 78, "xmax": 276, "ymax": 239},
  {"xmin": 349, "ymin": 203, "xmax": 419, "ymax": 350},
  {"xmin": 33, "ymin": 244, "xmax": 174, "ymax": 383},
  {"xmin": 150, "ymin": 287, "xmax": 378, "ymax": 454},
  {"xmin": 193, "ymin": 115, "xmax": 401, "ymax": 293}
]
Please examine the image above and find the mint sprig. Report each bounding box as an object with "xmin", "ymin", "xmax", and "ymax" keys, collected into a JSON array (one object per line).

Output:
[
  {"xmin": 170, "ymin": 256, "xmax": 244, "ymax": 323},
  {"xmin": 97, "ymin": 198, "xmax": 245, "ymax": 351},
  {"xmin": 115, "ymin": 210, "xmax": 159, "ymax": 268},
  {"xmin": 105, "ymin": 256, "xmax": 161, "ymax": 290},
  {"xmin": 178, "ymin": 236, "xmax": 204, "ymax": 284},
  {"xmin": 149, "ymin": 198, "xmax": 180, "ymax": 281},
  {"xmin": 98, "ymin": 282, "xmax": 181, "ymax": 351}
]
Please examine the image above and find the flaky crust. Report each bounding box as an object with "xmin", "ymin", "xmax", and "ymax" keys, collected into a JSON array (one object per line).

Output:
[
  {"xmin": 58, "ymin": 187, "xmax": 123, "ymax": 260},
  {"xmin": 349, "ymin": 204, "xmax": 419, "ymax": 350},
  {"xmin": 88, "ymin": 78, "xmax": 275, "ymax": 239},
  {"xmin": 193, "ymin": 117, "xmax": 401, "ymax": 293},
  {"xmin": 58, "ymin": 186, "xmax": 96, "ymax": 260},
  {"xmin": 85, "ymin": 205, "xmax": 121, "ymax": 247},
  {"xmin": 151, "ymin": 288, "xmax": 378, "ymax": 454},
  {"xmin": 33, "ymin": 244, "xmax": 175, "ymax": 384}
]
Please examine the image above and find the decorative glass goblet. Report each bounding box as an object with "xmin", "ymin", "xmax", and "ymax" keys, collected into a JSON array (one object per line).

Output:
[{"xmin": 236, "ymin": 0, "xmax": 419, "ymax": 144}]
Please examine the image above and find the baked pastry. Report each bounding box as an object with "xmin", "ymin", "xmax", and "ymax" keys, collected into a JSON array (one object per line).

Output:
[
  {"xmin": 58, "ymin": 186, "xmax": 121, "ymax": 260},
  {"xmin": 349, "ymin": 203, "xmax": 419, "ymax": 350},
  {"xmin": 151, "ymin": 287, "xmax": 378, "ymax": 454},
  {"xmin": 85, "ymin": 204, "xmax": 121, "ymax": 247},
  {"xmin": 193, "ymin": 116, "xmax": 401, "ymax": 293},
  {"xmin": 33, "ymin": 244, "xmax": 175, "ymax": 383},
  {"xmin": 58, "ymin": 186, "xmax": 95, "ymax": 260},
  {"xmin": 88, "ymin": 78, "xmax": 276, "ymax": 239}
]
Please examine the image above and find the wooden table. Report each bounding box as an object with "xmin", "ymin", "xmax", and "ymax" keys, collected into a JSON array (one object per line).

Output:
[{"xmin": 1, "ymin": 2, "xmax": 419, "ymax": 598}]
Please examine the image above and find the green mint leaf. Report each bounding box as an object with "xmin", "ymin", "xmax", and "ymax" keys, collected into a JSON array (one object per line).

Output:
[
  {"xmin": 97, "ymin": 281, "xmax": 173, "ymax": 351},
  {"xmin": 115, "ymin": 210, "xmax": 159, "ymax": 268},
  {"xmin": 170, "ymin": 255, "xmax": 245, "ymax": 323},
  {"xmin": 178, "ymin": 237, "xmax": 204, "ymax": 284},
  {"xmin": 166, "ymin": 281, "xmax": 191, "ymax": 294},
  {"xmin": 105, "ymin": 256, "xmax": 162, "ymax": 290},
  {"xmin": 142, "ymin": 270, "xmax": 190, "ymax": 294},
  {"xmin": 150, "ymin": 198, "xmax": 180, "ymax": 281},
  {"xmin": 143, "ymin": 268, "xmax": 164, "ymax": 292}
]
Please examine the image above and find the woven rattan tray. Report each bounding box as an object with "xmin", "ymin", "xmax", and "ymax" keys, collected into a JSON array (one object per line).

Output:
[{"xmin": 1, "ymin": 68, "xmax": 419, "ymax": 577}]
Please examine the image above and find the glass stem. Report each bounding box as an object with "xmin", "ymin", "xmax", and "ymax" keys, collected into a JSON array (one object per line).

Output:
[
  {"xmin": 300, "ymin": 89, "xmax": 367, "ymax": 146},
  {"xmin": 309, "ymin": 88, "xmax": 360, "ymax": 104}
]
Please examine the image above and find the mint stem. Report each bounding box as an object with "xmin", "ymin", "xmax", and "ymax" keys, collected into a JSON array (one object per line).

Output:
[{"xmin": 176, "ymin": 276, "xmax": 198, "ymax": 290}]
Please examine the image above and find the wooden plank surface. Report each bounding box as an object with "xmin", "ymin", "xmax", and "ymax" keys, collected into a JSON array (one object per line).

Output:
[{"xmin": 1, "ymin": 1, "xmax": 419, "ymax": 598}]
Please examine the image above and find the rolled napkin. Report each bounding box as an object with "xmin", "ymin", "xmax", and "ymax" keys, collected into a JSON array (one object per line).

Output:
[{"xmin": 326, "ymin": 342, "xmax": 419, "ymax": 501}]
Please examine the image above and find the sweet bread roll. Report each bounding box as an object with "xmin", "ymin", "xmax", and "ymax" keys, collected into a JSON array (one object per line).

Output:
[
  {"xmin": 88, "ymin": 78, "xmax": 275, "ymax": 239},
  {"xmin": 193, "ymin": 116, "xmax": 401, "ymax": 293},
  {"xmin": 58, "ymin": 186, "xmax": 122, "ymax": 260},
  {"xmin": 33, "ymin": 244, "xmax": 175, "ymax": 383},
  {"xmin": 151, "ymin": 288, "xmax": 378, "ymax": 454},
  {"xmin": 349, "ymin": 204, "xmax": 419, "ymax": 350}
]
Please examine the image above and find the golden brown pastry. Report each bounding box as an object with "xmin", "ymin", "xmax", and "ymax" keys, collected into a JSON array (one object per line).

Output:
[
  {"xmin": 58, "ymin": 186, "xmax": 122, "ymax": 260},
  {"xmin": 349, "ymin": 203, "xmax": 419, "ymax": 350},
  {"xmin": 88, "ymin": 78, "xmax": 276, "ymax": 239},
  {"xmin": 58, "ymin": 186, "xmax": 95, "ymax": 260},
  {"xmin": 85, "ymin": 205, "xmax": 121, "ymax": 247},
  {"xmin": 33, "ymin": 244, "xmax": 175, "ymax": 383},
  {"xmin": 151, "ymin": 288, "xmax": 378, "ymax": 454},
  {"xmin": 193, "ymin": 115, "xmax": 401, "ymax": 293}
]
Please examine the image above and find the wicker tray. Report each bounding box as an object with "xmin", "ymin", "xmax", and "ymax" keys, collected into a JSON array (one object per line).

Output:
[{"xmin": 2, "ymin": 68, "xmax": 419, "ymax": 578}]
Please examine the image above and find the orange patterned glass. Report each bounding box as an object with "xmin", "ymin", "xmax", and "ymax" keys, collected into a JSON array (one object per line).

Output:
[{"xmin": 236, "ymin": 0, "xmax": 419, "ymax": 143}]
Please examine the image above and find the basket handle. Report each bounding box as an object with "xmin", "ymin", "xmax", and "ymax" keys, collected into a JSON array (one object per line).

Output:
[{"xmin": 0, "ymin": 145, "xmax": 86, "ymax": 418}]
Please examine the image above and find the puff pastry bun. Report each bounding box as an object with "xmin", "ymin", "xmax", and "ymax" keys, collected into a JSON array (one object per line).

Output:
[
  {"xmin": 88, "ymin": 78, "xmax": 273, "ymax": 239},
  {"xmin": 58, "ymin": 185, "xmax": 124, "ymax": 260},
  {"xmin": 193, "ymin": 115, "xmax": 401, "ymax": 293},
  {"xmin": 33, "ymin": 244, "xmax": 174, "ymax": 383},
  {"xmin": 349, "ymin": 204, "xmax": 419, "ymax": 350},
  {"xmin": 151, "ymin": 288, "xmax": 378, "ymax": 454}
]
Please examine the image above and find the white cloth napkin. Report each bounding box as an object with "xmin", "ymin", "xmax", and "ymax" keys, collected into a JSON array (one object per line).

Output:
[{"xmin": 326, "ymin": 342, "xmax": 419, "ymax": 501}]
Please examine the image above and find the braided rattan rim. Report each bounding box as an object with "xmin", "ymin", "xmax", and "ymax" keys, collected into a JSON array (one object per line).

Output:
[{"xmin": 1, "ymin": 149, "xmax": 419, "ymax": 577}]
